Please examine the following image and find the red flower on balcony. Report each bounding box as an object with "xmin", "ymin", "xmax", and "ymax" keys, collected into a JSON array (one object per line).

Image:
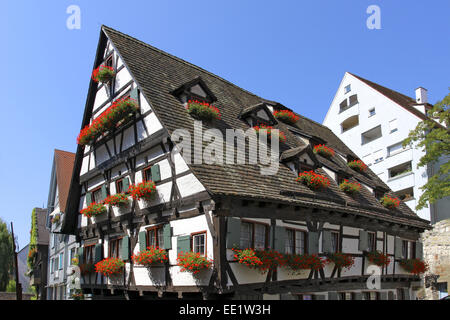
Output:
[
  {"xmin": 177, "ymin": 251, "xmax": 213, "ymax": 274},
  {"xmin": 339, "ymin": 180, "xmax": 361, "ymax": 195},
  {"xmin": 326, "ymin": 252, "xmax": 355, "ymax": 270},
  {"xmin": 95, "ymin": 258, "xmax": 124, "ymax": 276},
  {"xmin": 296, "ymin": 170, "xmax": 330, "ymax": 190},
  {"xmin": 103, "ymin": 193, "xmax": 130, "ymax": 207},
  {"xmin": 91, "ymin": 65, "xmax": 115, "ymax": 83},
  {"xmin": 399, "ymin": 258, "xmax": 428, "ymax": 275},
  {"xmin": 80, "ymin": 202, "xmax": 107, "ymax": 218},
  {"xmin": 77, "ymin": 97, "xmax": 138, "ymax": 145},
  {"xmin": 313, "ymin": 144, "xmax": 335, "ymax": 158},
  {"xmin": 132, "ymin": 247, "xmax": 168, "ymax": 266},
  {"xmin": 128, "ymin": 181, "xmax": 157, "ymax": 201},
  {"xmin": 284, "ymin": 253, "xmax": 325, "ymax": 274},
  {"xmin": 380, "ymin": 195, "xmax": 400, "ymax": 209},
  {"xmin": 347, "ymin": 160, "xmax": 368, "ymax": 173},
  {"xmin": 252, "ymin": 124, "xmax": 287, "ymax": 143},
  {"xmin": 186, "ymin": 100, "xmax": 221, "ymax": 121},
  {"xmin": 367, "ymin": 251, "xmax": 391, "ymax": 267},
  {"xmin": 273, "ymin": 110, "xmax": 299, "ymax": 125}
]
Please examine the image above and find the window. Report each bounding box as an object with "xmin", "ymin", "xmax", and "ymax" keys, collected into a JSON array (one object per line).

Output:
[
  {"xmin": 105, "ymin": 54, "xmax": 113, "ymax": 68},
  {"xmin": 409, "ymin": 241, "xmax": 416, "ymax": 259},
  {"xmin": 285, "ymin": 229, "xmax": 307, "ymax": 254},
  {"xmin": 192, "ymin": 232, "xmax": 206, "ymax": 255},
  {"xmin": 364, "ymin": 292, "xmax": 378, "ymax": 300},
  {"xmin": 147, "ymin": 225, "xmax": 164, "ymax": 249},
  {"xmin": 388, "ymin": 161, "xmax": 412, "ymax": 179},
  {"xmin": 396, "ymin": 187, "xmax": 414, "ymax": 202},
  {"xmin": 373, "ymin": 149, "xmax": 384, "ymax": 164},
  {"xmin": 348, "ymin": 94, "xmax": 358, "ymax": 106},
  {"xmin": 368, "ymin": 232, "xmax": 376, "ymax": 251},
  {"xmin": 91, "ymin": 186, "xmax": 103, "ymax": 203},
  {"xmin": 331, "ymin": 231, "xmax": 339, "ymax": 253},
  {"xmin": 84, "ymin": 245, "xmax": 95, "ymax": 264},
  {"xmin": 54, "ymin": 256, "xmax": 59, "ymax": 273},
  {"xmin": 298, "ymin": 294, "xmax": 314, "ymax": 300},
  {"xmin": 368, "ymin": 108, "xmax": 376, "ymax": 117},
  {"xmin": 50, "ymin": 259, "xmax": 54, "ymax": 274},
  {"xmin": 143, "ymin": 166, "xmax": 152, "ymax": 182},
  {"xmin": 340, "ymin": 292, "xmax": 354, "ymax": 300},
  {"xmin": 402, "ymin": 240, "xmax": 408, "ymax": 259},
  {"xmin": 344, "ymin": 84, "xmax": 351, "ymax": 94},
  {"xmin": 397, "ymin": 289, "xmax": 404, "ymax": 300},
  {"xmin": 109, "ymin": 238, "xmax": 122, "ymax": 258},
  {"xmin": 389, "ymin": 119, "xmax": 398, "ymax": 133},
  {"xmin": 59, "ymin": 253, "xmax": 64, "ymax": 270},
  {"xmin": 240, "ymin": 221, "xmax": 268, "ymax": 250},
  {"xmin": 387, "ymin": 142, "xmax": 406, "ymax": 157},
  {"xmin": 115, "ymin": 178, "xmax": 124, "ymax": 194},
  {"xmin": 341, "ymin": 115, "xmax": 359, "ymax": 132},
  {"xmin": 361, "ymin": 125, "xmax": 382, "ymax": 145},
  {"xmin": 339, "ymin": 99, "xmax": 348, "ymax": 112}
]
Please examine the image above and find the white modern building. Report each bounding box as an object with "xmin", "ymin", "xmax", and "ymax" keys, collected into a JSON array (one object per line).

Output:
[
  {"xmin": 46, "ymin": 149, "xmax": 79, "ymax": 300},
  {"xmin": 323, "ymin": 72, "xmax": 449, "ymax": 223}
]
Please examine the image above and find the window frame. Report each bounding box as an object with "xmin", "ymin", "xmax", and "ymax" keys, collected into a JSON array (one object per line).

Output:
[
  {"xmin": 115, "ymin": 178, "xmax": 124, "ymax": 194},
  {"xmin": 90, "ymin": 186, "xmax": 103, "ymax": 204},
  {"xmin": 285, "ymin": 228, "xmax": 308, "ymax": 255},
  {"xmin": 83, "ymin": 244, "xmax": 95, "ymax": 264},
  {"xmin": 108, "ymin": 237, "xmax": 123, "ymax": 259},
  {"xmin": 331, "ymin": 231, "xmax": 340, "ymax": 253},
  {"xmin": 368, "ymin": 232, "xmax": 376, "ymax": 252},
  {"xmin": 146, "ymin": 225, "xmax": 164, "ymax": 249},
  {"xmin": 240, "ymin": 220, "xmax": 269, "ymax": 251},
  {"xmin": 191, "ymin": 231, "xmax": 207, "ymax": 256},
  {"xmin": 142, "ymin": 165, "xmax": 153, "ymax": 182}
]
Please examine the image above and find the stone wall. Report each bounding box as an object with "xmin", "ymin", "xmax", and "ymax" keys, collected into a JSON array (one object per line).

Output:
[{"xmin": 418, "ymin": 219, "xmax": 450, "ymax": 300}]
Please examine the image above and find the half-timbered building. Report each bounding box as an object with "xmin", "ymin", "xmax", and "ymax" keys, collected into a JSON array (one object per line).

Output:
[{"xmin": 62, "ymin": 26, "xmax": 431, "ymax": 300}]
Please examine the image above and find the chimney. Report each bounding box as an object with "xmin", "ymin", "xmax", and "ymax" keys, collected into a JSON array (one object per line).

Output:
[{"xmin": 415, "ymin": 87, "xmax": 428, "ymax": 104}]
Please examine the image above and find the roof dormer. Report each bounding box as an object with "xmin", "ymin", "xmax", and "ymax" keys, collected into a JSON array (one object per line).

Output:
[
  {"xmin": 280, "ymin": 145, "xmax": 320, "ymax": 175},
  {"xmin": 240, "ymin": 102, "xmax": 278, "ymax": 127},
  {"xmin": 171, "ymin": 76, "xmax": 217, "ymax": 104}
]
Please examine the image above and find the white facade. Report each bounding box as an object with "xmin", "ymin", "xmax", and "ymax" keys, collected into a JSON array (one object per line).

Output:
[{"xmin": 323, "ymin": 72, "xmax": 440, "ymax": 222}]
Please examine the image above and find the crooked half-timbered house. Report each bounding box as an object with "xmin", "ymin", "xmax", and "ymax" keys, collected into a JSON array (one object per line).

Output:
[{"xmin": 62, "ymin": 26, "xmax": 431, "ymax": 300}]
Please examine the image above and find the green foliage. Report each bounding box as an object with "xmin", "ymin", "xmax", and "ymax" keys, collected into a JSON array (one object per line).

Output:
[
  {"xmin": 0, "ymin": 218, "xmax": 14, "ymax": 291},
  {"xmin": 28, "ymin": 285, "xmax": 37, "ymax": 300},
  {"xmin": 28, "ymin": 208, "xmax": 38, "ymax": 270},
  {"xmin": 6, "ymin": 279, "xmax": 16, "ymax": 292},
  {"xmin": 403, "ymin": 90, "xmax": 450, "ymax": 210}
]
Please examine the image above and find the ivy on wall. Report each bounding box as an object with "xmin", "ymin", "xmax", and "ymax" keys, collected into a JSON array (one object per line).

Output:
[{"xmin": 27, "ymin": 208, "xmax": 38, "ymax": 270}]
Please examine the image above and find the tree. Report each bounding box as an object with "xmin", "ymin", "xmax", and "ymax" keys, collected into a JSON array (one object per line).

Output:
[
  {"xmin": 6, "ymin": 279, "xmax": 16, "ymax": 292},
  {"xmin": 404, "ymin": 90, "xmax": 450, "ymax": 211},
  {"xmin": 0, "ymin": 218, "xmax": 14, "ymax": 291}
]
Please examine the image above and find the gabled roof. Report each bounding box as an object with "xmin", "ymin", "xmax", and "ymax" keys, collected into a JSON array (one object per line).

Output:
[
  {"xmin": 65, "ymin": 25, "xmax": 429, "ymax": 230},
  {"xmin": 54, "ymin": 149, "xmax": 75, "ymax": 213},
  {"xmin": 348, "ymin": 72, "xmax": 432, "ymax": 122}
]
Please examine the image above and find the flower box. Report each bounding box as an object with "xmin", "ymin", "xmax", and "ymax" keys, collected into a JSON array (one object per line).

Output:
[
  {"xmin": 399, "ymin": 258, "xmax": 428, "ymax": 274},
  {"xmin": 313, "ymin": 144, "xmax": 335, "ymax": 158},
  {"xmin": 233, "ymin": 249, "xmax": 286, "ymax": 274},
  {"xmin": 132, "ymin": 247, "xmax": 168, "ymax": 266},
  {"xmin": 273, "ymin": 110, "xmax": 299, "ymax": 125},
  {"xmin": 95, "ymin": 258, "xmax": 125, "ymax": 276},
  {"xmin": 232, "ymin": 248, "xmax": 263, "ymax": 270},
  {"xmin": 252, "ymin": 124, "xmax": 287, "ymax": 143},
  {"xmin": 284, "ymin": 254, "xmax": 325, "ymax": 274},
  {"xmin": 80, "ymin": 202, "xmax": 107, "ymax": 218},
  {"xmin": 92, "ymin": 65, "xmax": 115, "ymax": 83},
  {"xmin": 326, "ymin": 252, "xmax": 355, "ymax": 270},
  {"xmin": 70, "ymin": 289, "xmax": 85, "ymax": 300},
  {"xmin": 129, "ymin": 181, "xmax": 157, "ymax": 202},
  {"xmin": 380, "ymin": 195, "xmax": 400, "ymax": 209},
  {"xmin": 296, "ymin": 170, "xmax": 330, "ymax": 190},
  {"xmin": 367, "ymin": 251, "xmax": 390, "ymax": 267},
  {"xmin": 186, "ymin": 100, "xmax": 221, "ymax": 121},
  {"xmin": 77, "ymin": 97, "xmax": 138, "ymax": 145},
  {"xmin": 339, "ymin": 180, "xmax": 361, "ymax": 195},
  {"xmin": 177, "ymin": 251, "xmax": 213, "ymax": 274},
  {"xmin": 103, "ymin": 193, "xmax": 130, "ymax": 208},
  {"xmin": 347, "ymin": 160, "xmax": 368, "ymax": 173}
]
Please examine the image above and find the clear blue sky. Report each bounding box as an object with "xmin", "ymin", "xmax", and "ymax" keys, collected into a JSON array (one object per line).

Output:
[{"xmin": 1, "ymin": 1, "xmax": 449, "ymax": 248}]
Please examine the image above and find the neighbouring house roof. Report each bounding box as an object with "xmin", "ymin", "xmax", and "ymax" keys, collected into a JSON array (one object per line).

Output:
[
  {"xmin": 54, "ymin": 149, "xmax": 75, "ymax": 213},
  {"xmin": 348, "ymin": 72, "xmax": 433, "ymax": 122},
  {"xmin": 35, "ymin": 208, "xmax": 49, "ymax": 245},
  {"xmin": 65, "ymin": 26, "xmax": 430, "ymax": 231}
]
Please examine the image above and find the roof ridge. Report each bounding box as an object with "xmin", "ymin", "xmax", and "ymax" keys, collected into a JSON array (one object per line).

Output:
[{"xmin": 102, "ymin": 25, "xmax": 272, "ymax": 104}]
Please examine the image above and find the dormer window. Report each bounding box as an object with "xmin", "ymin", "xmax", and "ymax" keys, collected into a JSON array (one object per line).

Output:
[
  {"xmin": 240, "ymin": 103, "xmax": 277, "ymax": 127},
  {"xmin": 171, "ymin": 77, "xmax": 217, "ymax": 105}
]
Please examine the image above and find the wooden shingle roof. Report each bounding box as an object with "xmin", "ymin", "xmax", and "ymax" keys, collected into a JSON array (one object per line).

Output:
[{"xmin": 99, "ymin": 26, "xmax": 429, "ymax": 229}]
